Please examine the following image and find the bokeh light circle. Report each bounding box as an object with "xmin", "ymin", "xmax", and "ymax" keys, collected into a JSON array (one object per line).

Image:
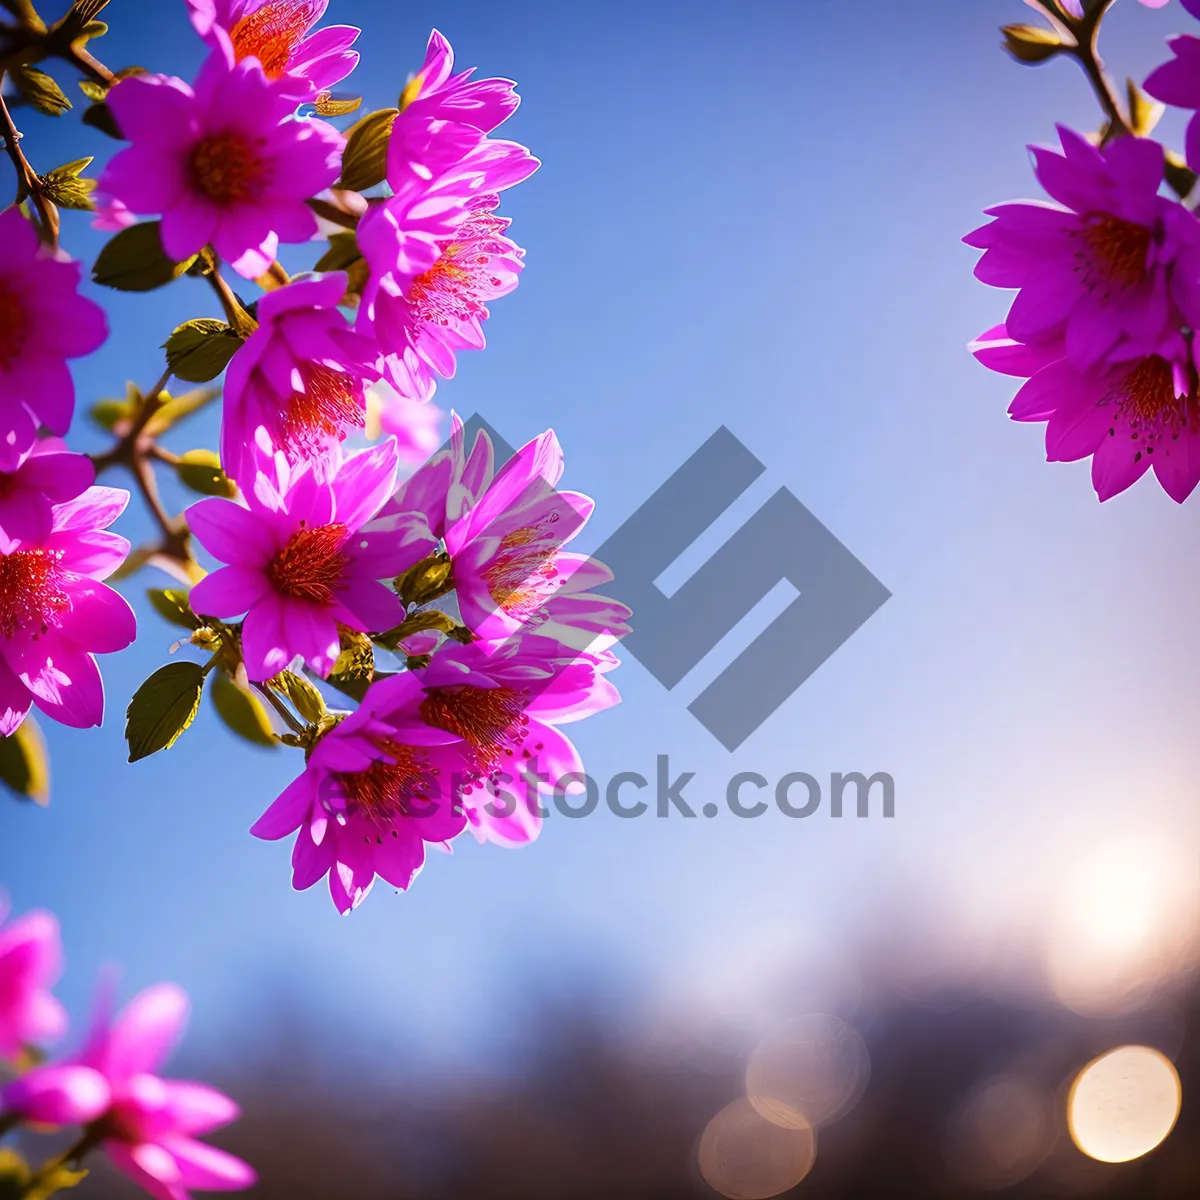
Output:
[
  {"xmin": 746, "ymin": 1014, "xmax": 870, "ymax": 1129},
  {"xmin": 697, "ymin": 1097, "xmax": 816, "ymax": 1200},
  {"xmin": 1067, "ymin": 1045, "xmax": 1181, "ymax": 1164}
]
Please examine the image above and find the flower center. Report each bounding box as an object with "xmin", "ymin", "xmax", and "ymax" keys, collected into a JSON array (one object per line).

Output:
[
  {"xmin": 268, "ymin": 522, "xmax": 348, "ymax": 605},
  {"xmin": 1118, "ymin": 356, "xmax": 1180, "ymax": 427},
  {"xmin": 333, "ymin": 739, "xmax": 430, "ymax": 824},
  {"xmin": 421, "ymin": 685, "xmax": 530, "ymax": 771},
  {"xmin": 1081, "ymin": 214, "xmax": 1152, "ymax": 289},
  {"xmin": 482, "ymin": 526, "xmax": 560, "ymax": 618},
  {"xmin": 279, "ymin": 364, "xmax": 364, "ymax": 455},
  {"xmin": 0, "ymin": 549, "xmax": 69, "ymax": 638},
  {"xmin": 0, "ymin": 276, "xmax": 29, "ymax": 372},
  {"xmin": 407, "ymin": 204, "xmax": 511, "ymax": 329},
  {"xmin": 189, "ymin": 133, "xmax": 270, "ymax": 206},
  {"xmin": 229, "ymin": 0, "xmax": 319, "ymax": 78}
]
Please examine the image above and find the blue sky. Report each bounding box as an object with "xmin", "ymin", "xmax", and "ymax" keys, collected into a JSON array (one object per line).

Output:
[{"xmin": 4, "ymin": 0, "xmax": 1200, "ymax": 1068}]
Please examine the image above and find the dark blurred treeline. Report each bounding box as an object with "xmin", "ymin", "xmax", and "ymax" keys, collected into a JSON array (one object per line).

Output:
[{"xmin": 58, "ymin": 978, "xmax": 1200, "ymax": 1198}]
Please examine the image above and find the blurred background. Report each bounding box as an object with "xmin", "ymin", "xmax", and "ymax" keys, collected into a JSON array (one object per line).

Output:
[{"xmin": 4, "ymin": 0, "xmax": 1200, "ymax": 1194}]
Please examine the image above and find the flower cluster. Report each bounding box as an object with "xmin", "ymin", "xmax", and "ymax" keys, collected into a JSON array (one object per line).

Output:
[
  {"xmin": 0, "ymin": 894, "xmax": 253, "ymax": 1199},
  {"xmin": 0, "ymin": 0, "xmax": 623, "ymax": 923},
  {"xmin": 967, "ymin": 0, "xmax": 1200, "ymax": 502}
]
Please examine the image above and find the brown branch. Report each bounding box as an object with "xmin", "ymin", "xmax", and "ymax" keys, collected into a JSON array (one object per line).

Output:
[
  {"xmin": 0, "ymin": 71, "xmax": 57, "ymax": 246},
  {"xmin": 1061, "ymin": 0, "xmax": 1130, "ymax": 141},
  {"xmin": 206, "ymin": 265, "xmax": 258, "ymax": 336}
]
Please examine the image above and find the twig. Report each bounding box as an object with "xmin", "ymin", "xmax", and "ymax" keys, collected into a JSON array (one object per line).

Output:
[
  {"xmin": 1063, "ymin": 0, "xmax": 1130, "ymax": 141},
  {"xmin": 206, "ymin": 265, "xmax": 257, "ymax": 336},
  {"xmin": 253, "ymin": 682, "xmax": 308, "ymax": 735},
  {"xmin": 0, "ymin": 71, "xmax": 57, "ymax": 245}
]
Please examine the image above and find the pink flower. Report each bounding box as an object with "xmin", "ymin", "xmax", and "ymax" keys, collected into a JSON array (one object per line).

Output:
[
  {"xmin": 187, "ymin": 0, "xmax": 360, "ymax": 94},
  {"xmin": 964, "ymin": 127, "xmax": 1200, "ymax": 368},
  {"xmin": 187, "ymin": 440, "xmax": 410, "ymax": 681},
  {"xmin": 444, "ymin": 430, "xmax": 629, "ymax": 645},
  {"xmin": 972, "ymin": 324, "xmax": 1200, "ymax": 501},
  {"xmin": 0, "ymin": 208, "xmax": 107, "ymax": 455},
  {"xmin": 356, "ymin": 46, "xmax": 538, "ymax": 400},
  {"xmin": 393, "ymin": 29, "xmax": 521, "ymax": 158},
  {"xmin": 219, "ymin": 272, "xmax": 381, "ymax": 486},
  {"xmin": 0, "ymin": 438, "xmax": 95, "ymax": 553},
  {"xmin": 417, "ymin": 634, "xmax": 621, "ymax": 847},
  {"xmin": 366, "ymin": 411, "xmax": 494, "ymax": 551},
  {"xmin": 1144, "ymin": 10, "xmax": 1200, "ymax": 170},
  {"xmin": 250, "ymin": 672, "xmax": 471, "ymax": 913},
  {"xmin": 100, "ymin": 45, "xmax": 343, "ymax": 279},
  {"xmin": 92, "ymin": 192, "xmax": 137, "ymax": 233},
  {"xmin": 0, "ymin": 899, "xmax": 67, "ymax": 1060},
  {"xmin": 365, "ymin": 382, "xmax": 444, "ymax": 466},
  {"xmin": 6, "ymin": 982, "xmax": 255, "ymax": 1200},
  {"xmin": 0, "ymin": 487, "xmax": 136, "ymax": 736}
]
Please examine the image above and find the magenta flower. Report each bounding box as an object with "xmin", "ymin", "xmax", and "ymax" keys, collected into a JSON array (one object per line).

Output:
[
  {"xmin": 1144, "ymin": 9, "xmax": 1200, "ymax": 170},
  {"xmin": 0, "ymin": 898, "xmax": 67, "ymax": 1060},
  {"xmin": 250, "ymin": 672, "xmax": 470, "ymax": 913},
  {"xmin": 366, "ymin": 411, "xmax": 494, "ymax": 551},
  {"xmin": 92, "ymin": 192, "xmax": 137, "ymax": 233},
  {"xmin": 100, "ymin": 45, "xmax": 343, "ymax": 279},
  {"xmin": 187, "ymin": 440, "xmax": 409, "ymax": 680},
  {"xmin": 6, "ymin": 982, "xmax": 255, "ymax": 1200},
  {"xmin": 972, "ymin": 324, "xmax": 1200, "ymax": 501},
  {"xmin": 0, "ymin": 208, "xmax": 107, "ymax": 455},
  {"xmin": 356, "ymin": 58, "xmax": 538, "ymax": 400},
  {"xmin": 1059, "ymin": 0, "xmax": 1171, "ymax": 12},
  {"xmin": 444, "ymin": 430, "xmax": 630, "ymax": 644},
  {"xmin": 393, "ymin": 29, "xmax": 521, "ymax": 158},
  {"xmin": 219, "ymin": 272, "xmax": 381, "ymax": 485},
  {"xmin": 418, "ymin": 634, "xmax": 621, "ymax": 847},
  {"xmin": 187, "ymin": 0, "xmax": 360, "ymax": 93},
  {"xmin": 0, "ymin": 487, "xmax": 136, "ymax": 736},
  {"xmin": 964, "ymin": 127, "xmax": 1200, "ymax": 367},
  {"xmin": 0, "ymin": 438, "xmax": 96, "ymax": 553}
]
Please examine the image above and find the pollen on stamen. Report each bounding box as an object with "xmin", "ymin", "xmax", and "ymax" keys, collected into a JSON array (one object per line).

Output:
[
  {"xmin": 0, "ymin": 549, "xmax": 69, "ymax": 638},
  {"xmin": 481, "ymin": 527, "xmax": 560, "ymax": 617},
  {"xmin": 406, "ymin": 206, "xmax": 513, "ymax": 329},
  {"xmin": 278, "ymin": 364, "xmax": 364, "ymax": 455},
  {"xmin": 1117, "ymin": 356, "xmax": 1186, "ymax": 433},
  {"xmin": 1080, "ymin": 213, "xmax": 1153, "ymax": 291},
  {"xmin": 421, "ymin": 686, "xmax": 531, "ymax": 772},
  {"xmin": 333, "ymin": 740, "xmax": 429, "ymax": 824},
  {"xmin": 229, "ymin": 0, "xmax": 321, "ymax": 78},
  {"xmin": 189, "ymin": 133, "xmax": 271, "ymax": 206},
  {"xmin": 268, "ymin": 522, "xmax": 348, "ymax": 605}
]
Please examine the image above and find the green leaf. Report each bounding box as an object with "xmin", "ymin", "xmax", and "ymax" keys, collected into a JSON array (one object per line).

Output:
[
  {"xmin": 372, "ymin": 607, "xmax": 459, "ymax": 650},
  {"xmin": 125, "ymin": 662, "xmax": 205, "ymax": 762},
  {"xmin": 41, "ymin": 158, "xmax": 97, "ymax": 211},
  {"xmin": 337, "ymin": 107, "xmax": 398, "ymax": 192},
  {"xmin": 24, "ymin": 1163, "xmax": 88, "ymax": 1200},
  {"xmin": 163, "ymin": 319, "xmax": 243, "ymax": 383},
  {"xmin": 0, "ymin": 1150, "xmax": 30, "ymax": 1200},
  {"xmin": 81, "ymin": 100, "xmax": 121, "ymax": 138},
  {"xmin": 393, "ymin": 553, "xmax": 453, "ymax": 607},
  {"xmin": 78, "ymin": 79, "xmax": 106, "ymax": 101},
  {"xmin": 175, "ymin": 449, "xmax": 237, "ymax": 498},
  {"xmin": 1165, "ymin": 149, "xmax": 1198, "ymax": 201},
  {"xmin": 268, "ymin": 670, "xmax": 327, "ymax": 725},
  {"xmin": 0, "ymin": 717, "xmax": 50, "ymax": 806},
  {"xmin": 11, "ymin": 66, "xmax": 72, "ymax": 116},
  {"xmin": 143, "ymin": 386, "xmax": 221, "ymax": 436},
  {"xmin": 314, "ymin": 92, "xmax": 363, "ymax": 117},
  {"xmin": 1127, "ymin": 76, "xmax": 1163, "ymax": 138},
  {"xmin": 210, "ymin": 674, "xmax": 277, "ymax": 747},
  {"xmin": 147, "ymin": 588, "xmax": 201, "ymax": 629},
  {"xmin": 1000, "ymin": 24, "xmax": 1064, "ymax": 64},
  {"xmin": 90, "ymin": 397, "xmax": 131, "ymax": 430},
  {"xmin": 93, "ymin": 221, "xmax": 198, "ymax": 292},
  {"xmin": 313, "ymin": 230, "xmax": 362, "ymax": 273}
]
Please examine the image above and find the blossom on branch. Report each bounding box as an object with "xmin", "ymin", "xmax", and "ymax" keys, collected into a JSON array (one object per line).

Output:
[
  {"xmin": 100, "ymin": 44, "xmax": 344, "ymax": 279},
  {"xmin": 0, "ymin": 209, "xmax": 107, "ymax": 458},
  {"xmin": 0, "ymin": 898, "xmax": 67, "ymax": 1061},
  {"xmin": 187, "ymin": 438, "xmax": 412, "ymax": 681},
  {"xmin": 0, "ymin": 487, "xmax": 136, "ymax": 736}
]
